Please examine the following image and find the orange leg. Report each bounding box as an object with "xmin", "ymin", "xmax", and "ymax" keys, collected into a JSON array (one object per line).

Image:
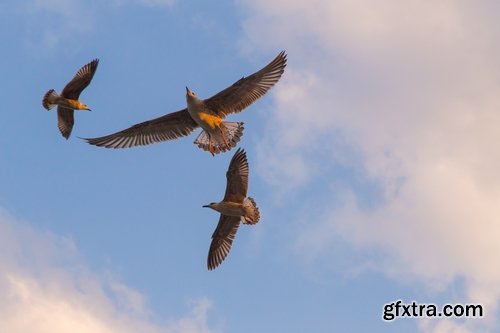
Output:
[
  {"xmin": 208, "ymin": 136, "xmax": 215, "ymax": 156},
  {"xmin": 219, "ymin": 127, "xmax": 231, "ymax": 149}
]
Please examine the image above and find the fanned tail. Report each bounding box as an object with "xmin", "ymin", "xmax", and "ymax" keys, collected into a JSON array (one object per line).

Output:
[
  {"xmin": 194, "ymin": 121, "xmax": 244, "ymax": 155},
  {"xmin": 242, "ymin": 197, "xmax": 260, "ymax": 225},
  {"xmin": 42, "ymin": 89, "xmax": 59, "ymax": 110}
]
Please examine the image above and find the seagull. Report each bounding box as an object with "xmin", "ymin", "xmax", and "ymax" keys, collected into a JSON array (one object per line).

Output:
[
  {"xmin": 42, "ymin": 59, "xmax": 99, "ymax": 139},
  {"xmin": 203, "ymin": 148, "xmax": 260, "ymax": 270},
  {"xmin": 82, "ymin": 51, "xmax": 287, "ymax": 155}
]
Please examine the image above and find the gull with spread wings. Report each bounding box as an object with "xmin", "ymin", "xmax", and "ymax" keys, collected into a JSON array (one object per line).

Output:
[
  {"xmin": 82, "ymin": 51, "xmax": 287, "ymax": 155},
  {"xmin": 42, "ymin": 59, "xmax": 99, "ymax": 139},
  {"xmin": 203, "ymin": 148, "xmax": 260, "ymax": 270}
]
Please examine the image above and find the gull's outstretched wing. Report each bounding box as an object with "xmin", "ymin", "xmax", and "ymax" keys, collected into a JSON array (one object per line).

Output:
[
  {"xmin": 82, "ymin": 109, "xmax": 199, "ymax": 148},
  {"xmin": 57, "ymin": 107, "xmax": 74, "ymax": 139},
  {"xmin": 223, "ymin": 148, "xmax": 249, "ymax": 203},
  {"xmin": 61, "ymin": 59, "xmax": 99, "ymax": 99},
  {"xmin": 204, "ymin": 51, "xmax": 287, "ymax": 117},
  {"xmin": 207, "ymin": 214, "xmax": 241, "ymax": 270}
]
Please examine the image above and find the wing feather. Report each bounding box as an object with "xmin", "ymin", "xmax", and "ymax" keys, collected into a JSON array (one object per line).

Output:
[
  {"xmin": 82, "ymin": 109, "xmax": 199, "ymax": 148},
  {"xmin": 207, "ymin": 215, "xmax": 241, "ymax": 270},
  {"xmin": 61, "ymin": 59, "xmax": 99, "ymax": 99},
  {"xmin": 204, "ymin": 51, "xmax": 287, "ymax": 116},
  {"xmin": 223, "ymin": 148, "xmax": 249, "ymax": 203},
  {"xmin": 57, "ymin": 107, "xmax": 75, "ymax": 139}
]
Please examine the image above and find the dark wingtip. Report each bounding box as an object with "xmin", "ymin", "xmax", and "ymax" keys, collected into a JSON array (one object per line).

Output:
[{"xmin": 77, "ymin": 136, "xmax": 94, "ymax": 145}]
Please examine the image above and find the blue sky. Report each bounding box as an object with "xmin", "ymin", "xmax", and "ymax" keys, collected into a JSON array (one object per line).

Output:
[{"xmin": 1, "ymin": 1, "xmax": 500, "ymax": 332}]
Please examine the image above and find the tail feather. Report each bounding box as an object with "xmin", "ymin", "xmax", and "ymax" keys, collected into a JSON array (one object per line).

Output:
[
  {"xmin": 242, "ymin": 197, "xmax": 260, "ymax": 225},
  {"xmin": 42, "ymin": 89, "xmax": 59, "ymax": 110},
  {"xmin": 194, "ymin": 121, "xmax": 244, "ymax": 155}
]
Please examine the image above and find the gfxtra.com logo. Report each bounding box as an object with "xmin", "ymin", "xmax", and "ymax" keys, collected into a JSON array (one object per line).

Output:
[{"xmin": 382, "ymin": 300, "xmax": 483, "ymax": 321}]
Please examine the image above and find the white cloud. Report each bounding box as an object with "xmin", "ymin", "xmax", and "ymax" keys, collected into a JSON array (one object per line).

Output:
[
  {"xmin": 420, "ymin": 319, "xmax": 474, "ymax": 333},
  {"xmin": 24, "ymin": 0, "xmax": 95, "ymax": 48},
  {"xmin": 0, "ymin": 209, "xmax": 219, "ymax": 333},
  {"xmin": 23, "ymin": 0, "xmax": 175, "ymax": 48},
  {"xmin": 240, "ymin": 0, "xmax": 500, "ymax": 332}
]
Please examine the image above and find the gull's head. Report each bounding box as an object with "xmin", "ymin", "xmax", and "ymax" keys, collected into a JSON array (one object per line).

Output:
[
  {"xmin": 77, "ymin": 101, "xmax": 91, "ymax": 111},
  {"xmin": 202, "ymin": 202, "xmax": 218, "ymax": 210},
  {"xmin": 186, "ymin": 86, "xmax": 197, "ymax": 99},
  {"xmin": 82, "ymin": 103, "xmax": 91, "ymax": 111}
]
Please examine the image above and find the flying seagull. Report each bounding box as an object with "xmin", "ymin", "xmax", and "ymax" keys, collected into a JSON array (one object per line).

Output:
[
  {"xmin": 42, "ymin": 59, "xmax": 99, "ymax": 139},
  {"xmin": 82, "ymin": 51, "xmax": 287, "ymax": 155},
  {"xmin": 203, "ymin": 148, "xmax": 260, "ymax": 270}
]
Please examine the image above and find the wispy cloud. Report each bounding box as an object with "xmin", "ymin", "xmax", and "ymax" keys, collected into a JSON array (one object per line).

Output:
[
  {"xmin": 22, "ymin": 0, "xmax": 175, "ymax": 49},
  {"xmin": 24, "ymin": 0, "xmax": 95, "ymax": 48},
  {"xmin": 240, "ymin": 1, "xmax": 500, "ymax": 332},
  {"xmin": 0, "ymin": 209, "xmax": 219, "ymax": 333}
]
